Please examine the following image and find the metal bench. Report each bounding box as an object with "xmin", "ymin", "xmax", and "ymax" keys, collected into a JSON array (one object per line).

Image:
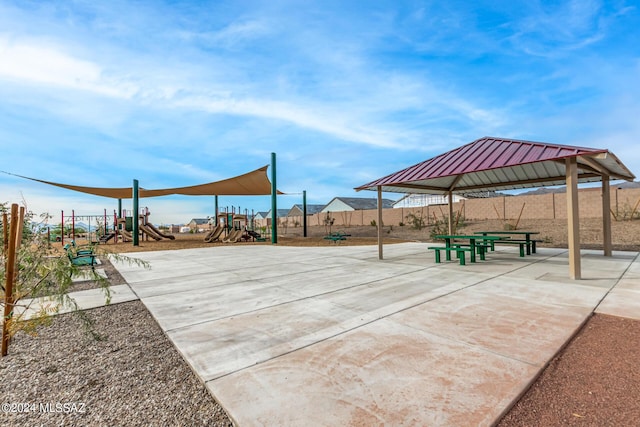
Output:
[
  {"xmin": 494, "ymin": 239, "xmax": 528, "ymax": 257},
  {"xmin": 323, "ymin": 232, "xmax": 351, "ymax": 244},
  {"xmin": 428, "ymin": 245, "xmax": 473, "ymax": 265}
]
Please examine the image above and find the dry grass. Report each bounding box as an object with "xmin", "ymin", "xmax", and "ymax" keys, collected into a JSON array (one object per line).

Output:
[{"xmin": 54, "ymin": 217, "xmax": 640, "ymax": 254}]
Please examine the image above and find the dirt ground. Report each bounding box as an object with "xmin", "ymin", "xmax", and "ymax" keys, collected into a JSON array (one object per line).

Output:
[{"xmin": 60, "ymin": 217, "xmax": 640, "ymax": 253}]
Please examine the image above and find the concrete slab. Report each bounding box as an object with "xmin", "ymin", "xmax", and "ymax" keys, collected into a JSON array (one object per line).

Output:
[
  {"xmin": 111, "ymin": 243, "xmax": 638, "ymax": 426},
  {"xmin": 596, "ymin": 288, "xmax": 640, "ymax": 320},
  {"xmin": 209, "ymin": 319, "xmax": 540, "ymax": 426},
  {"xmin": 15, "ymin": 284, "xmax": 138, "ymax": 320},
  {"xmin": 169, "ymin": 297, "xmax": 377, "ymax": 381},
  {"xmin": 71, "ymin": 268, "xmax": 108, "ymax": 282},
  {"xmin": 389, "ymin": 289, "xmax": 592, "ymax": 365}
]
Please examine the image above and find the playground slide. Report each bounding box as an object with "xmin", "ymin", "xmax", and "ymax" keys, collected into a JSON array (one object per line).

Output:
[
  {"xmin": 119, "ymin": 229, "xmax": 133, "ymax": 242},
  {"xmin": 99, "ymin": 231, "xmax": 116, "ymax": 243},
  {"xmin": 145, "ymin": 222, "xmax": 176, "ymax": 240},
  {"xmin": 204, "ymin": 225, "xmax": 223, "ymax": 242},
  {"xmin": 140, "ymin": 224, "xmax": 163, "ymax": 241}
]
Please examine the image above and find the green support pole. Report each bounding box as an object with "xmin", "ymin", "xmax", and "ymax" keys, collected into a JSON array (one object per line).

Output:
[
  {"xmin": 118, "ymin": 199, "xmax": 122, "ymax": 218},
  {"xmin": 303, "ymin": 190, "xmax": 307, "ymax": 237},
  {"xmin": 271, "ymin": 152, "xmax": 277, "ymax": 244},
  {"xmin": 215, "ymin": 195, "xmax": 219, "ymax": 226},
  {"xmin": 133, "ymin": 179, "xmax": 139, "ymax": 247}
]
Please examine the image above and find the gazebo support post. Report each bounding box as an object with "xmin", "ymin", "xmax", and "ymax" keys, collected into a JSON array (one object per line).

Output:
[
  {"xmin": 602, "ymin": 177, "xmax": 612, "ymax": 256},
  {"xmin": 377, "ymin": 186, "xmax": 383, "ymax": 260},
  {"xmin": 566, "ymin": 158, "xmax": 581, "ymax": 279},
  {"xmin": 447, "ymin": 190, "xmax": 454, "ymax": 235}
]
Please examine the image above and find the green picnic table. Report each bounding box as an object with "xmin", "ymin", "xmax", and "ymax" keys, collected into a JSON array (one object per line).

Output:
[{"xmin": 323, "ymin": 231, "xmax": 351, "ymax": 243}]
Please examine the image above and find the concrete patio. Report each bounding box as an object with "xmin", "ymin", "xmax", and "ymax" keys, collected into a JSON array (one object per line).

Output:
[{"xmin": 111, "ymin": 243, "xmax": 639, "ymax": 426}]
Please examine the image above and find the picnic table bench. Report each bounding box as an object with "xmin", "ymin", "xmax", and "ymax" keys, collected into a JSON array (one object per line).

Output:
[
  {"xmin": 430, "ymin": 235, "xmax": 502, "ymax": 265},
  {"xmin": 474, "ymin": 231, "xmax": 541, "ymax": 256}
]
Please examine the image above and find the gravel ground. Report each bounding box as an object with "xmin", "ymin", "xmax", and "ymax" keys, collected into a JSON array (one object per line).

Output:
[
  {"xmin": 0, "ymin": 301, "xmax": 232, "ymax": 427},
  {"xmin": 3, "ymin": 221, "xmax": 639, "ymax": 426}
]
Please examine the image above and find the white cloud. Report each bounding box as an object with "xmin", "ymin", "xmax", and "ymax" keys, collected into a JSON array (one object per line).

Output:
[{"xmin": 0, "ymin": 35, "xmax": 139, "ymax": 98}]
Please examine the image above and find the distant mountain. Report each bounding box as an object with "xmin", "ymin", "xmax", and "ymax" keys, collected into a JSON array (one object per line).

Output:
[
  {"xmin": 518, "ymin": 187, "xmax": 566, "ymax": 195},
  {"xmin": 613, "ymin": 181, "xmax": 640, "ymax": 189},
  {"xmin": 517, "ymin": 181, "xmax": 640, "ymax": 196},
  {"xmin": 71, "ymin": 221, "xmax": 99, "ymax": 232}
]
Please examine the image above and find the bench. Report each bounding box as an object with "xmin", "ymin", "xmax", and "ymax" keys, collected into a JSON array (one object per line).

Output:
[
  {"xmin": 428, "ymin": 246, "xmax": 473, "ymax": 265},
  {"xmin": 324, "ymin": 235, "xmax": 347, "ymax": 243},
  {"xmin": 64, "ymin": 244, "xmax": 98, "ymax": 269},
  {"xmin": 494, "ymin": 239, "xmax": 527, "ymax": 257},
  {"xmin": 324, "ymin": 232, "xmax": 351, "ymax": 244},
  {"xmin": 454, "ymin": 242, "xmax": 493, "ymax": 261},
  {"xmin": 247, "ymin": 230, "xmax": 266, "ymax": 242},
  {"xmin": 530, "ymin": 239, "xmax": 544, "ymax": 253}
]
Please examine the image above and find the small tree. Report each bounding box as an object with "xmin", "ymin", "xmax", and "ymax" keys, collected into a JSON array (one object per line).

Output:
[
  {"xmin": 323, "ymin": 212, "xmax": 335, "ymax": 235},
  {"xmin": 1, "ymin": 202, "xmax": 148, "ymax": 356},
  {"xmin": 429, "ymin": 211, "xmax": 466, "ymax": 239},
  {"xmin": 405, "ymin": 212, "xmax": 426, "ymax": 230}
]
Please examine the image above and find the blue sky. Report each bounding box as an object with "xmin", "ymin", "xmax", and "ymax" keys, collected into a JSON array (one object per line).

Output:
[{"xmin": 1, "ymin": 0, "xmax": 639, "ymax": 225}]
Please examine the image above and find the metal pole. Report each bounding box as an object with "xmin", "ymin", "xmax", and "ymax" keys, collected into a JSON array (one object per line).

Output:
[
  {"xmin": 133, "ymin": 179, "xmax": 139, "ymax": 246},
  {"xmin": 377, "ymin": 186, "xmax": 383, "ymax": 260},
  {"xmin": 215, "ymin": 196, "xmax": 219, "ymax": 225},
  {"xmin": 303, "ymin": 190, "xmax": 307, "ymax": 237},
  {"xmin": 271, "ymin": 152, "xmax": 277, "ymax": 244}
]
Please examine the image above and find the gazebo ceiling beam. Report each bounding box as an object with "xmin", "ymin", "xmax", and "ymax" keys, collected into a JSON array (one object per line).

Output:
[
  {"xmin": 448, "ymin": 174, "xmax": 464, "ymax": 192},
  {"xmin": 451, "ymin": 173, "xmax": 602, "ymax": 192},
  {"xmin": 383, "ymin": 182, "xmax": 448, "ymax": 192}
]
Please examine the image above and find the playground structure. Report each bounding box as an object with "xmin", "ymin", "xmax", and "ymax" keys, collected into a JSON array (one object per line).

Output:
[
  {"xmin": 115, "ymin": 207, "xmax": 175, "ymax": 243},
  {"xmin": 6, "ymin": 156, "xmax": 281, "ymax": 247},
  {"xmin": 53, "ymin": 207, "xmax": 174, "ymax": 245},
  {"xmin": 203, "ymin": 211, "xmax": 266, "ymax": 243},
  {"xmin": 53, "ymin": 210, "xmax": 115, "ymax": 245}
]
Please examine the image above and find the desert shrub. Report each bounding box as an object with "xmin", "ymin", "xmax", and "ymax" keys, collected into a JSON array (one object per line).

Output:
[{"xmin": 405, "ymin": 212, "xmax": 426, "ymax": 230}]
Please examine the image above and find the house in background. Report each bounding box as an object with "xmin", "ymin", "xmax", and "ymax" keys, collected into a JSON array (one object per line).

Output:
[
  {"xmin": 288, "ymin": 204, "xmax": 325, "ymax": 216},
  {"xmin": 187, "ymin": 218, "xmax": 211, "ymax": 232},
  {"xmin": 264, "ymin": 209, "xmax": 291, "ymax": 220},
  {"xmin": 254, "ymin": 211, "xmax": 269, "ymax": 221},
  {"xmin": 321, "ymin": 197, "xmax": 395, "ymax": 213},
  {"xmin": 392, "ymin": 193, "xmax": 466, "ymax": 208}
]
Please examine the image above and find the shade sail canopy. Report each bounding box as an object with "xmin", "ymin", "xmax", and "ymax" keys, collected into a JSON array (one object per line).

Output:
[
  {"xmin": 4, "ymin": 165, "xmax": 282, "ymax": 199},
  {"xmin": 355, "ymin": 137, "xmax": 635, "ymax": 194}
]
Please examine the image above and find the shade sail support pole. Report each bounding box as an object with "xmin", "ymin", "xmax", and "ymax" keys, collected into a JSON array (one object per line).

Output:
[
  {"xmin": 133, "ymin": 179, "xmax": 139, "ymax": 247},
  {"xmin": 271, "ymin": 152, "xmax": 277, "ymax": 244},
  {"xmin": 215, "ymin": 196, "xmax": 219, "ymax": 226},
  {"xmin": 377, "ymin": 186, "xmax": 383, "ymax": 260},
  {"xmin": 602, "ymin": 177, "xmax": 612, "ymax": 256},
  {"xmin": 566, "ymin": 158, "xmax": 581, "ymax": 279},
  {"xmin": 303, "ymin": 190, "xmax": 307, "ymax": 238}
]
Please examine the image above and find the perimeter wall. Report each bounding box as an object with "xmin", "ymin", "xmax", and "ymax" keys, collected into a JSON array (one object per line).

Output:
[{"xmin": 259, "ymin": 187, "xmax": 640, "ymax": 228}]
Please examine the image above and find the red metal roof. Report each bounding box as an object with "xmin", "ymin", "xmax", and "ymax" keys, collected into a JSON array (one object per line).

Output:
[{"xmin": 356, "ymin": 136, "xmax": 635, "ymax": 194}]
